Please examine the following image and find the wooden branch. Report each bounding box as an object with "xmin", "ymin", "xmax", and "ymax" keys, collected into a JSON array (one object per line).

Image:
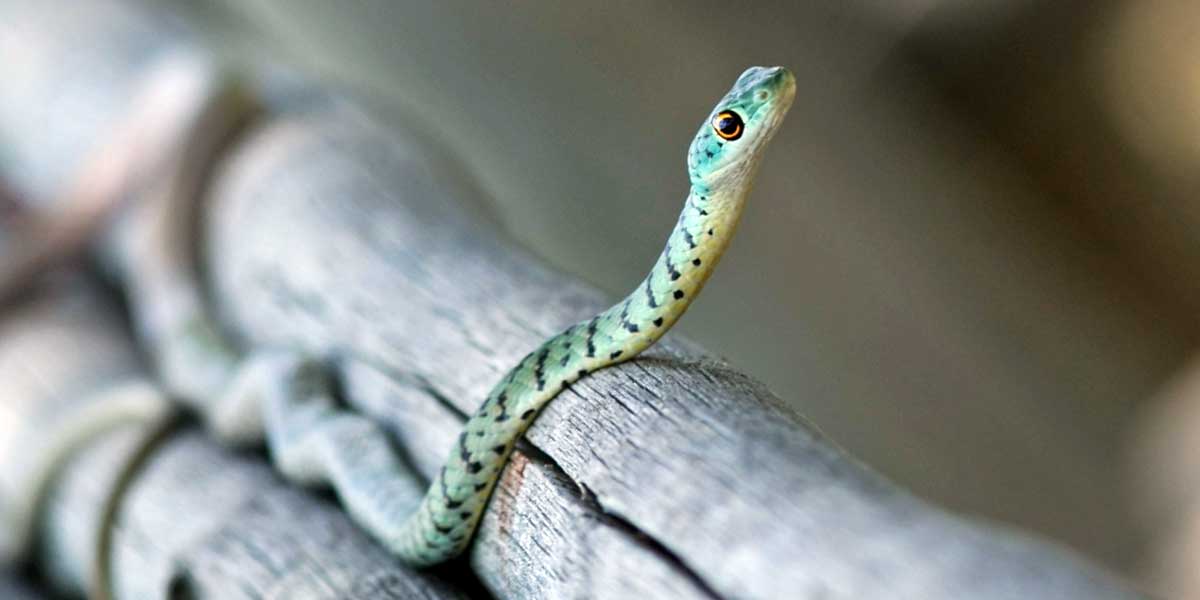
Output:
[
  {"xmin": 0, "ymin": 279, "xmax": 475, "ymax": 599},
  {"xmin": 201, "ymin": 106, "xmax": 1147, "ymax": 599}
]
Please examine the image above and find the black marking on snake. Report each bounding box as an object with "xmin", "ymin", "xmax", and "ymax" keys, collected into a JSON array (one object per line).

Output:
[
  {"xmin": 467, "ymin": 461, "xmax": 484, "ymax": 474},
  {"xmin": 664, "ymin": 241, "xmax": 682, "ymax": 281},
  {"xmin": 653, "ymin": 317, "xmax": 664, "ymax": 327},
  {"xmin": 495, "ymin": 391, "xmax": 511, "ymax": 421},
  {"xmin": 610, "ymin": 350, "xmax": 623, "ymax": 359},
  {"xmin": 644, "ymin": 272, "xmax": 659, "ymax": 308},
  {"xmin": 619, "ymin": 298, "xmax": 638, "ymax": 333},
  {"xmin": 474, "ymin": 430, "xmax": 485, "ymax": 437},
  {"xmin": 559, "ymin": 352, "xmax": 571, "ymax": 367},
  {"xmin": 493, "ymin": 444, "xmax": 507, "ymax": 455},
  {"xmin": 462, "ymin": 510, "xmax": 474, "ymax": 518},
  {"xmin": 520, "ymin": 409, "xmax": 536, "ymax": 420},
  {"xmin": 438, "ymin": 466, "xmax": 451, "ymax": 499},
  {"xmin": 577, "ymin": 369, "xmax": 588, "ymax": 377},
  {"xmin": 446, "ymin": 498, "xmax": 463, "ymax": 509},
  {"xmin": 503, "ymin": 354, "xmax": 527, "ymax": 384},
  {"xmin": 585, "ymin": 317, "xmax": 599, "ymax": 357},
  {"xmin": 473, "ymin": 483, "xmax": 487, "ymax": 492},
  {"xmin": 513, "ymin": 352, "xmax": 531, "ymax": 372},
  {"xmin": 674, "ymin": 290, "xmax": 685, "ymax": 300},
  {"xmin": 708, "ymin": 228, "xmax": 714, "ymax": 236},
  {"xmin": 534, "ymin": 347, "xmax": 549, "ymax": 391},
  {"xmin": 683, "ymin": 228, "xmax": 697, "ymax": 249},
  {"xmin": 457, "ymin": 432, "xmax": 470, "ymax": 463},
  {"xmin": 693, "ymin": 258, "xmax": 702, "ymax": 266},
  {"xmin": 705, "ymin": 150, "xmax": 714, "ymax": 158},
  {"xmin": 436, "ymin": 523, "xmax": 453, "ymax": 534}
]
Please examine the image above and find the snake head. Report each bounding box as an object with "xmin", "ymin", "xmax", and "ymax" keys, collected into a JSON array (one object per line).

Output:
[{"xmin": 687, "ymin": 66, "xmax": 795, "ymax": 191}]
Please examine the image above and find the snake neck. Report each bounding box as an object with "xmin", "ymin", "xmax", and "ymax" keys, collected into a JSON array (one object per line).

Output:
[{"xmin": 584, "ymin": 184, "xmax": 746, "ymax": 363}]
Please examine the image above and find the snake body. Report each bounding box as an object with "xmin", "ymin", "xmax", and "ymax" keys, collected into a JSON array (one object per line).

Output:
[
  {"xmin": 394, "ymin": 65, "xmax": 796, "ymax": 565},
  {"xmin": 92, "ymin": 64, "xmax": 795, "ymax": 577}
]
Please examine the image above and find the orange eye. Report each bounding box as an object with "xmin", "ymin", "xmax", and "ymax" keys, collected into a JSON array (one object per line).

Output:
[{"xmin": 712, "ymin": 111, "xmax": 744, "ymax": 140}]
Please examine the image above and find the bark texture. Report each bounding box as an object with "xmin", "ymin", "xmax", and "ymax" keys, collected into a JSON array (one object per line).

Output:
[{"xmin": 0, "ymin": 280, "xmax": 474, "ymax": 599}]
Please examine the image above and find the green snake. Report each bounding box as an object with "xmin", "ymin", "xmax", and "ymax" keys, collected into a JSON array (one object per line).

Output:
[
  {"xmin": 36, "ymin": 64, "xmax": 794, "ymax": 577},
  {"xmin": 394, "ymin": 65, "xmax": 795, "ymax": 564}
]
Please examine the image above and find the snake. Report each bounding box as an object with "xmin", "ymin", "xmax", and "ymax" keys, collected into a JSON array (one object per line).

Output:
[
  {"xmin": 393, "ymin": 65, "xmax": 796, "ymax": 565},
  {"xmin": 7, "ymin": 63, "xmax": 793, "ymax": 583}
]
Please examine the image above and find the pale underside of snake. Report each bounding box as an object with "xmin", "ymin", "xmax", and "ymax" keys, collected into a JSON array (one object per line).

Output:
[{"xmin": 113, "ymin": 64, "xmax": 796, "ymax": 570}]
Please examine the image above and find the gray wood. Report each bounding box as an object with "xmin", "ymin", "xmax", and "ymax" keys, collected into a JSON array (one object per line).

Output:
[
  {"xmin": 0, "ymin": 3, "xmax": 472, "ymax": 598},
  {"xmin": 204, "ymin": 107, "xmax": 1147, "ymax": 599},
  {"xmin": 0, "ymin": 280, "xmax": 474, "ymax": 599},
  {"xmin": 0, "ymin": 278, "xmax": 158, "ymax": 575},
  {"xmin": 108, "ymin": 431, "xmax": 468, "ymax": 600},
  {"xmin": 0, "ymin": 0, "xmax": 187, "ymax": 202}
]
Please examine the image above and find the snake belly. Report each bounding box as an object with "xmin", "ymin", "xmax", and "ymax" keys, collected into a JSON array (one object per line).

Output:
[{"xmin": 395, "ymin": 65, "xmax": 796, "ymax": 566}]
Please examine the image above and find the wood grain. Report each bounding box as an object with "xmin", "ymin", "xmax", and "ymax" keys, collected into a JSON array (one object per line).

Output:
[{"xmin": 0, "ymin": 280, "xmax": 476, "ymax": 599}]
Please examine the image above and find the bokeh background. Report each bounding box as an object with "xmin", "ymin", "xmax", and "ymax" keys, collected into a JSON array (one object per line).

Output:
[{"xmin": 10, "ymin": 0, "xmax": 1200, "ymax": 595}]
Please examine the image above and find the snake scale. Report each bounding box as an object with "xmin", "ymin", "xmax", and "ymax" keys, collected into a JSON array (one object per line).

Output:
[{"xmin": 12, "ymin": 64, "xmax": 794, "ymax": 577}]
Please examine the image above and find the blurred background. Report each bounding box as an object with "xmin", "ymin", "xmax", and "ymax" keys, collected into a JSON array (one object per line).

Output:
[{"xmin": 6, "ymin": 0, "xmax": 1200, "ymax": 595}]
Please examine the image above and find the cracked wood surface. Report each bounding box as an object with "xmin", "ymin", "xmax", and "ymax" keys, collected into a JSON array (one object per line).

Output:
[
  {"xmin": 202, "ymin": 106, "xmax": 1145, "ymax": 599},
  {"xmin": 0, "ymin": 280, "xmax": 474, "ymax": 599}
]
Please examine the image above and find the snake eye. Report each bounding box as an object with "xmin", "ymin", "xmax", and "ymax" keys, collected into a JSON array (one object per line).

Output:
[{"xmin": 712, "ymin": 111, "xmax": 744, "ymax": 141}]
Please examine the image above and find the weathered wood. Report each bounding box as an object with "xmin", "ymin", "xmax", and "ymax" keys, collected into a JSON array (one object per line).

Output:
[
  {"xmin": 103, "ymin": 431, "xmax": 469, "ymax": 600},
  {"xmin": 0, "ymin": 278, "xmax": 163, "ymax": 583},
  {"xmin": 203, "ymin": 105, "xmax": 1147, "ymax": 598},
  {"xmin": 0, "ymin": 0, "xmax": 183, "ymax": 202},
  {"xmin": 0, "ymin": 280, "xmax": 475, "ymax": 599},
  {"xmin": 0, "ymin": 2, "xmax": 474, "ymax": 597}
]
